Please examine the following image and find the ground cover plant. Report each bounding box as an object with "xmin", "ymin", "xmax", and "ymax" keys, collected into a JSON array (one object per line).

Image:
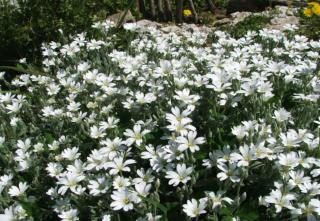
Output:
[
  {"xmin": 0, "ymin": 20, "xmax": 319, "ymax": 221},
  {"xmin": 218, "ymin": 14, "xmax": 272, "ymax": 39}
]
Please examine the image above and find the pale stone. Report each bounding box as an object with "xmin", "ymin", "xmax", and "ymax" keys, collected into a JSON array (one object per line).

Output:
[{"xmin": 107, "ymin": 10, "xmax": 135, "ymax": 25}]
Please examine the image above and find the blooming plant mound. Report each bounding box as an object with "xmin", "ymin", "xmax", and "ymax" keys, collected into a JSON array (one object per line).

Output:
[{"xmin": 0, "ymin": 21, "xmax": 320, "ymax": 221}]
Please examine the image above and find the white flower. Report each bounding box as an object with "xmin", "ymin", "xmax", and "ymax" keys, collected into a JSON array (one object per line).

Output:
[
  {"xmin": 102, "ymin": 214, "xmax": 111, "ymax": 221},
  {"xmin": 77, "ymin": 61, "xmax": 91, "ymax": 72},
  {"xmin": 113, "ymin": 176, "xmax": 131, "ymax": 190},
  {"xmin": 167, "ymin": 120, "xmax": 196, "ymax": 136},
  {"xmin": 133, "ymin": 168, "xmax": 154, "ymax": 184},
  {"xmin": 67, "ymin": 159, "xmax": 86, "ymax": 175},
  {"xmin": 87, "ymin": 39, "xmax": 105, "ymax": 50},
  {"xmin": 292, "ymin": 199, "xmax": 320, "ymax": 220},
  {"xmin": 110, "ymin": 190, "xmax": 139, "ymax": 211},
  {"xmin": 100, "ymin": 137, "xmax": 124, "ymax": 160},
  {"xmin": 67, "ymin": 101, "xmax": 81, "ymax": 112},
  {"xmin": 207, "ymin": 191, "xmax": 233, "ymax": 209},
  {"xmin": 2, "ymin": 205, "xmax": 27, "ymax": 220},
  {"xmin": 8, "ymin": 182, "xmax": 28, "ymax": 197},
  {"xmin": 61, "ymin": 147, "xmax": 80, "ymax": 161},
  {"xmin": 176, "ymin": 131, "xmax": 205, "ymax": 152},
  {"xmin": 0, "ymin": 92, "xmax": 14, "ymax": 103},
  {"xmin": 16, "ymin": 139, "xmax": 31, "ymax": 151},
  {"xmin": 123, "ymin": 23, "xmax": 139, "ymax": 31},
  {"xmin": 0, "ymin": 174, "xmax": 13, "ymax": 187},
  {"xmin": 309, "ymin": 199, "xmax": 320, "ymax": 215},
  {"xmin": 174, "ymin": 88, "xmax": 200, "ymax": 105},
  {"xmin": 217, "ymin": 162, "xmax": 240, "ymax": 183},
  {"xmin": 124, "ymin": 124, "xmax": 150, "ymax": 146},
  {"xmin": 264, "ymin": 189, "xmax": 296, "ymax": 213},
  {"xmin": 99, "ymin": 117, "xmax": 119, "ymax": 130},
  {"xmin": 166, "ymin": 106, "xmax": 193, "ymax": 125},
  {"xmin": 300, "ymin": 182, "xmax": 320, "ymax": 196},
  {"xmin": 230, "ymin": 144, "xmax": 257, "ymax": 167},
  {"xmin": 57, "ymin": 172, "xmax": 85, "ymax": 195},
  {"xmin": 0, "ymin": 214, "xmax": 11, "ymax": 221},
  {"xmin": 88, "ymin": 177, "xmax": 110, "ymax": 196},
  {"xmin": 33, "ymin": 142, "xmax": 44, "ymax": 152},
  {"xmin": 155, "ymin": 60, "xmax": 173, "ymax": 77},
  {"xmin": 135, "ymin": 182, "xmax": 151, "ymax": 197},
  {"xmin": 58, "ymin": 209, "xmax": 79, "ymax": 221},
  {"xmin": 86, "ymin": 149, "xmax": 108, "ymax": 171},
  {"xmin": 10, "ymin": 117, "xmax": 20, "ymax": 127},
  {"xmin": 47, "ymin": 83, "xmax": 60, "ymax": 95},
  {"xmin": 84, "ymin": 69, "xmax": 98, "ymax": 83},
  {"xmin": 90, "ymin": 126, "xmax": 106, "ymax": 139},
  {"xmin": 165, "ymin": 164, "xmax": 193, "ymax": 186},
  {"xmin": 280, "ymin": 131, "xmax": 301, "ymax": 148},
  {"xmin": 146, "ymin": 213, "xmax": 162, "ymax": 221},
  {"xmin": 288, "ymin": 170, "xmax": 311, "ymax": 189},
  {"xmin": 105, "ymin": 157, "xmax": 136, "ymax": 175},
  {"xmin": 135, "ymin": 92, "xmax": 156, "ymax": 104},
  {"xmin": 278, "ymin": 152, "xmax": 299, "ymax": 169},
  {"xmin": 46, "ymin": 162, "xmax": 63, "ymax": 177},
  {"xmin": 0, "ymin": 137, "xmax": 5, "ymax": 146},
  {"xmin": 6, "ymin": 101, "xmax": 22, "ymax": 114},
  {"xmin": 231, "ymin": 125, "xmax": 248, "ymax": 140},
  {"xmin": 273, "ymin": 108, "xmax": 291, "ymax": 122},
  {"xmin": 0, "ymin": 71, "xmax": 5, "ymax": 80},
  {"xmin": 206, "ymin": 72, "xmax": 231, "ymax": 92},
  {"xmin": 183, "ymin": 198, "xmax": 207, "ymax": 218}
]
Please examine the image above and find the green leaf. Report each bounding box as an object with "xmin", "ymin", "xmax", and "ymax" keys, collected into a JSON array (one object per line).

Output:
[
  {"xmin": 143, "ymin": 197, "xmax": 169, "ymax": 221},
  {"xmin": 220, "ymin": 206, "xmax": 233, "ymax": 216},
  {"xmin": 237, "ymin": 206, "xmax": 259, "ymax": 221},
  {"xmin": 221, "ymin": 216, "xmax": 233, "ymax": 221},
  {"xmin": 45, "ymin": 133, "xmax": 54, "ymax": 144},
  {"xmin": 0, "ymin": 65, "xmax": 44, "ymax": 77}
]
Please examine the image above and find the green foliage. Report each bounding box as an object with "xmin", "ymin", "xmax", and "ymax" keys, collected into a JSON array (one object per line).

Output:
[
  {"xmin": 299, "ymin": 8, "xmax": 320, "ymax": 40},
  {"xmin": 0, "ymin": 0, "xmax": 231, "ymax": 65},
  {"xmin": 212, "ymin": 0, "xmax": 230, "ymax": 9},
  {"xmin": 0, "ymin": 0, "xmax": 128, "ymax": 65},
  {"xmin": 220, "ymin": 14, "xmax": 272, "ymax": 39}
]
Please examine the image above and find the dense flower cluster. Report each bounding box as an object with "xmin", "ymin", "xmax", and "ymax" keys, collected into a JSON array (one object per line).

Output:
[
  {"xmin": 304, "ymin": 2, "xmax": 320, "ymax": 17},
  {"xmin": 0, "ymin": 20, "xmax": 319, "ymax": 220}
]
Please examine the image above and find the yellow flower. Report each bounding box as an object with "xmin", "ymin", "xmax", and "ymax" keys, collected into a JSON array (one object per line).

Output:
[
  {"xmin": 183, "ymin": 9, "xmax": 192, "ymax": 17},
  {"xmin": 312, "ymin": 4, "xmax": 320, "ymax": 15},
  {"xmin": 304, "ymin": 8, "xmax": 314, "ymax": 17},
  {"xmin": 308, "ymin": 2, "xmax": 320, "ymax": 7}
]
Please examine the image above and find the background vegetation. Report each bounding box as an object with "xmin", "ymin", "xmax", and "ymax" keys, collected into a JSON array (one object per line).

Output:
[
  {"xmin": 0, "ymin": 0, "xmax": 318, "ymax": 69},
  {"xmin": 0, "ymin": 0, "xmax": 130, "ymax": 66}
]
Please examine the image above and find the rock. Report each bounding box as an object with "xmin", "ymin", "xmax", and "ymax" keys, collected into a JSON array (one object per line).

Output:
[
  {"xmin": 230, "ymin": 12, "xmax": 252, "ymax": 24},
  {"xmin": 274, "ymin": 5, "xmax": 297, "ymax": 17},
  {"xmin": 107, "ymin": 10, "xmax": 135, "ymax": 24},
  {"xmin": 268, "ymin": 16, "xmax": 299, "ymax": 30},
  {"xmin": 182, "ymin": 23, "xmax": 212, "ymax": 34},
  {"xmin": 213, "ymin": 18, "xmax": 232, "ymax": 26},
  {"xmin": 263, "ymin": 5, "xmax": 299, "ymax": 30},
  {"xmin": 136, "ymin": 19, "xmax": 161, "ymax": 28},
  {"xmin": 226, "ymin": 0, "xmax": 289, "ymax": 15},
  {"xmin": 215, "ymin": 10, "xmax": 228, "ymax": 19},
  {"xmin": 161, "ymin": 25, "xmax": 182, "ymax": 33},
  {"xmin": 215, "ymin": 2, "xmax": 300, "ymax": 31}
]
